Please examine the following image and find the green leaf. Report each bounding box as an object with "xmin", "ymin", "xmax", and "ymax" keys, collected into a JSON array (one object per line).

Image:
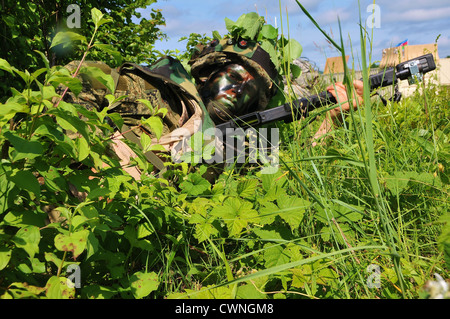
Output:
[
  {"xmin": 0, "ymin": 247, "xmax": 12, "ymax": 271},
  {"xmin": 8, "ymin": 169, "xmax": 41, "ymax": 197},
  {"xmin": 237, "ymin": 179, "xmax": 258, "ymax": 199},
  {"xmin": 264, "ymin": 244, "xmax": 291, "ymax": 268},
  {"xmin": 283, "ymin": 39, "xmax": 303, "ymax": 60},
  {"xmin": 94, "ymin": 43, "xmax": 123, "ymax": 65},
  {"xmin": 51, "ymin": 104, "xmax": 91, "ymax": 142},
  {"xmin": 50, "ymin": 31, "xmax": 87, "ymax": 49},
  {"xmin": 193, "ymin": 221, "xmax": 219, "ymax": 243},
  {"xmin": 48, "ymin": 75, "xmax": 82, "ymax": 96},
  {"xmin": 276, "ymin": 196, "xmax": 308, "ymax": 231},
  {"xmin": 129, "ymin": 271, "xmax": 159, "ymax": 299},
  {"xmin": 140, "ymin": 132, "xmax": 152, "ymax": 153},
  {"xmin": 34, "ymin": 50, "xmax": 50, "ymax": 71},
  {"xmin": 137, "ymin": 223, "xmax": 154, "ymax": 239},
  {"xmin": 212, "ymin": 30, "xmax": 222, "ymax": 40},
  {"xmin": 45, "ymin": 276, "xmax": 75, "ymax": 299},
  {"xmin": 4, "ymin": 131, "xmax": 44, "ymax": 161},
  {"xmin": 211, "ymin": 197, "xmax": 259, "ymax": 236},
  {"xmin": 12, "ymin": 226, "xmax": 40, "ymax": 259},
  {"xmin": 241, "ymin": 13, "xmax": 264, "ymax": 40},
  {"xmin": 142, "ymin": 116, "xmax": 163, "ymax": 140},
  {"xmin": 54, "ymin": 230, "xmax": 89, "ymax": 259},
  {"xmin": 0, "ymin": 58, "xmax": 14, "ymax": 74},
  {"xmin": 74, "ymin": 137, "xmax": 90, "ymax": 161},
  {"xmin": 86, "ymin": 232, "xmax": 99, "ymax": 261},
  {"xmin": 0, "ymin": 102, "xmax": 30, "ymax": 125},
  {"xmin": 180, "ymin": 173, "xmax": 211, "ymax": 196},
  {"xmin": 80, "ymin": 66, "xmax": 115, "ymax": 94},
  {"xmin": 261, "ymin": 24, "xmax": 278, "ymax": 39},
  {"xmin": 91, "ymin": 8, "xmax": 112, "ymax": 29}
]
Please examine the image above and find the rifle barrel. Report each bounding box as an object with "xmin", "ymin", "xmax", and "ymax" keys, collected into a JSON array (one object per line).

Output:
[{"xmin": 215, "ymin": 53, "xmax": 436, "ymax": 134}]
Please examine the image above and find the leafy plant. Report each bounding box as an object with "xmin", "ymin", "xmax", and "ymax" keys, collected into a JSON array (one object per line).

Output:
[{"xmin": 0, "ymin": 1, "xmax": 448, "ymax": 301}]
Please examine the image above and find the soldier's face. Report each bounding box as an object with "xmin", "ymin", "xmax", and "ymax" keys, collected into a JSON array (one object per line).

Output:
[{"xmin": 204, "ymin": 64, "xmax": 260, "ymax": 117}]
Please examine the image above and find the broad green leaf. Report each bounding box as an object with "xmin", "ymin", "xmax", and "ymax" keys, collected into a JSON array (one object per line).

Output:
[
  {"xmin": 136, "ymin": 99, "xmax": 154, "ymax": 113},
  {"xmin": 137, "ymin": 223, "xmax": 154, "ymax": 239},
  {"xmin": 0, "ymin": 102, "xmax": 30, "ymax": 125},
  {"xmin": 264, "ymin": 244, "xmax": 290, "ymax": 268},
  {"xmin": 211, "ymin": 197, "xmax": 259, "ymax": 236},
  {"xmin": 48, "ymin": 75, "xmax": 82, "ymax": 96},
  {"xmin": 320, "ymin": 222, "xmax": 353, "ymax": 246},
  {"xmin": 129, "ymin": 271, "xmax": 159, "ymax": 299},
  {"xmin": 51, "ymin": 104, "xmax": 90, "ymax": 142},
  {"xmin": 38, "ymin": 166, "xmax": 67, "ymax": 193},
  {"xmin": 82, "ymin": 285, "xmax": 117, "ymax": 299},
  {"xmin": 261, "ymin": 24, "xmax": 278, "ymax": 39},
  {"xmin": 2, "ymin": 210, "xmax": 45, "ymax": 228},
  {"xmin": 79, "ymin": 66, "xmax": 115, "ymax": 94},
  {"xmin": 17, "ymin": 257, "xmax": 46, "ymax": 274},
  {"xmin": 140, "ymin": 132, "xmax": 152, "ymax": 153},
  {"xmin": 212, "ymin": 30, "xmax": 222, "ymax": 40},
  {"xmin": 0, "ymin": 58, "xmax": 14, "ymax": 74},
  {"xmin": 44, "ymin": 252, "xmax": 73, "ymax": 270},
  {"xmin": 276, "ymin": 196, "xmax": 308, "ymax": 231},
  {"xmin": 194, "ymin": 222, "xmax": 219, "ymax": 243},
  {"xmin": 0, "ymin": 248, "xmax": 12, "ymax": 271},
  {"xmin": 260, "ymin": 40, "xmax": 279, "ymax": 68},
  {"xmin": 283, "ymin": 39, "xmax": 303, "ymax": 60},
  {"xmin": 86, "ymin": 232, "xmax": 99, "ymax": 261},
  {"xmin": 12, "ymin": 226, "xmax": 40, "ymax": 259},
  {"xmin": 384, "ymin": 171, "xmax": 411, "ymax": 196},
  {"xmin": 291, "ymin": 260, "xmax": 338, "ymax": 288},
  {"xmin": 94, "ymin": 43, "xmax": 123, "ymax": 65},
  {"xmin": 4, "ymin": 131, "xmax": 44, "ymax": 161},
  {"xmin": 180, "ymin": 173, "xmax": 211, "ymax": 196},
  {"xmin": 91, "ymin": 8, "xmax": 112, "ymax": 29},
  {"xmin": 34, "ymin": 50, "xmax": 50, "ymax": 70},
  {"xmin": 7, "ymin": 282, "xmax": 46, "ymax": 298},
  {"xmin": 0, "ymin": 102, "xmax": 29, "ymax": 116},
  {"xmin": 8, "ymin": 169, "xmax": 41, "ymax": 197},
  {"xmin": 225, "ymin": 18, "xmax": 237, "ymax": 33},
  {"xmin": 50, "ymin": 31, "xmax": 86, "ymax": 49},
  {"xmin": 45, "ymin": 276, "xmax": 75, "ymax": 299},
  {"xmin": 240, "ymin": 13, "xmax": 264, "ymax": 40},
  {"xmin": 237, "ymin": 179, "xmax": 258, "ymax": 199},
  {"xmin": 54, "ymin": 230, "xmax": 89, "ymax": 259},
  {"xmin": 74, "ymin": 137, "xmax": 90, "ymax": 161},
  {"xmin": 143, "ymin": 116, "xmax": 163, "ymax": 140}
]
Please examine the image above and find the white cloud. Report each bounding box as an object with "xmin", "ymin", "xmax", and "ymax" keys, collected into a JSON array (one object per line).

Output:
[
  {"xmin": 148, "ymin": 0, "xmax": 450, "ymax": 69},
  {"xmin": 383, "ymin": 7, "xmax": 450, "ymax": 23}
]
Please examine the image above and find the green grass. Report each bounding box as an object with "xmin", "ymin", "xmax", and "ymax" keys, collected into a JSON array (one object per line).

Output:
[{"xmin": 0, "ymin": 3, "xmax": 448, "ymax": 300}]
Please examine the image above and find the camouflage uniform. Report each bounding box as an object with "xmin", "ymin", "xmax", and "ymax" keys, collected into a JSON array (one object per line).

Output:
[{"xmin": 59, "ymin": 38, "xmax": 277, "ymax": 178}]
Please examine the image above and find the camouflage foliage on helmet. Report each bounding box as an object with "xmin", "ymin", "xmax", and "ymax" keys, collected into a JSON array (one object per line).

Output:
[{"xmin": 189, "ymin": 38, "xmax": 278, "ymax": 113}]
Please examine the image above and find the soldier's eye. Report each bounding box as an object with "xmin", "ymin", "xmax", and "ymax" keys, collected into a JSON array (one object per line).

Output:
[{"xmin": 229, "ymin": 72, "xmax": 242, "ymax": 81}]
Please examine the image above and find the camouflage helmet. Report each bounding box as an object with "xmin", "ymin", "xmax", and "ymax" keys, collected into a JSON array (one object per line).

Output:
[{"xmin": 189, "ymin": 38, "xmax": 278, "ymax": 122}]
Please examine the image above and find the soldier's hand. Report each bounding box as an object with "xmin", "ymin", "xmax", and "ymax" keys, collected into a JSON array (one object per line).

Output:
[{"xmin": 326, "ymin": 80, "xmax": 364, "ymax": 119}]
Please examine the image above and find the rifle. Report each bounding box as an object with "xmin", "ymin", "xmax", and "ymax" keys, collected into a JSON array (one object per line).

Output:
[{"xmin": 215, "ymin": 53, "xmax": 436, "ymax": 134}]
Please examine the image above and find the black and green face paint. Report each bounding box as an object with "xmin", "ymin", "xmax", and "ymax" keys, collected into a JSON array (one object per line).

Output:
[{"xmin": 202, "ymin": 64, "xmax": 261, "ymax": 124}]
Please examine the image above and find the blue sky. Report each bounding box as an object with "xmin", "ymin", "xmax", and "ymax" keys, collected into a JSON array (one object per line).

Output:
[{"xmin": 140, "ymin": 0, "xmax": 450, "ymax": 71}]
